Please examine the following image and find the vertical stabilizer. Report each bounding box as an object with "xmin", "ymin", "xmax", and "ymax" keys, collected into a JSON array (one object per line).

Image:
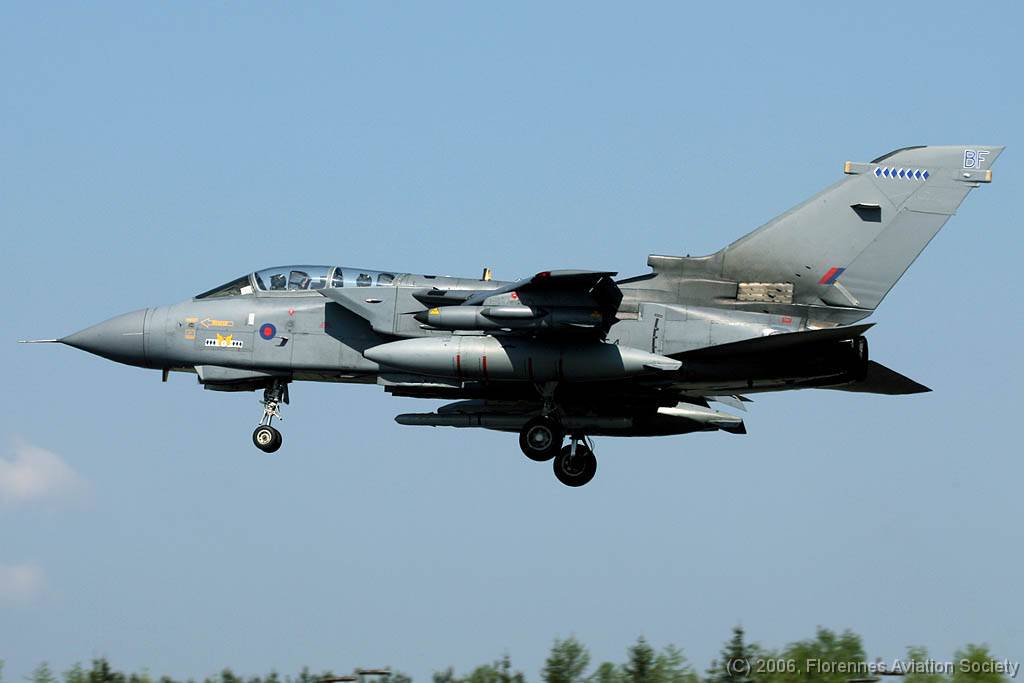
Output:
[{"xmin": 718, "ymin": 145, "xmax": 1003, "ymax": 310}]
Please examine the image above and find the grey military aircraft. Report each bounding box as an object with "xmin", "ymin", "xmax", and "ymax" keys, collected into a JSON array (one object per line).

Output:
[{"xmin": 23, "ymin": 145, "xmax": 1003, "ymax": 486}]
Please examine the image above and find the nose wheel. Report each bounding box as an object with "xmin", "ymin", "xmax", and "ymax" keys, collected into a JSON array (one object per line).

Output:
[
  {"xmin": 253, "ymin": 380, "xmax": 289, "ymax": 453},
  {"xmin": 252, "ymin": 424, "xmax": 282, "ymax": 453}
]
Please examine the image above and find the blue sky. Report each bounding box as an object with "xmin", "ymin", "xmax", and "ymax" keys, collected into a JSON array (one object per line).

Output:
[{"xmin": 2, "ymin": 1, "xmax": 1021, "ymax": 679}]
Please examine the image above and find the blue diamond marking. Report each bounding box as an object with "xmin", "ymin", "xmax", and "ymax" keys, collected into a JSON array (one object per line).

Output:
[
  {"xmin": 883, "ymin": 168, "xmax": 890, "ymax": 177},
  {"xmin": 914, "ymin": 169, "xmax": 922, "ymax": 179},
  {"xmin": 874, "ymin": 167, "xmax": 882, "ymax": 177},
  {"xmin": 922, "ymin": 170, "xmax": 929, "ymax": 179}
]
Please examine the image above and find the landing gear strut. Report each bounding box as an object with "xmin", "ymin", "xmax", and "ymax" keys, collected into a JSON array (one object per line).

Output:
[
  {"xmin": 252, "ymin": 380, "xmax": 288, "ymax": 453},
  {"xmin": 519, "ymin": 382, "xmax": 598, "ymax": 486},
  {"xmin": 552, "ymin": 435, "xmax": 597, "ymax": 487}
]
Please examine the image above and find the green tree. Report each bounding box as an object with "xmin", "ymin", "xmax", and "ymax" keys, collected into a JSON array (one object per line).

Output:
[
  {"xmin": 31, "ymin": 663, "xmax": 59, "ymax": 683},
  {"xmin": 464, "ymin": 658, "xmax": 526, "ymax": 683},
  {"xmin": 902, "ymin": 647, "xmax": 949, "ymax": 683},
  {"xmin": 433, "ymin": 656, "xmax": 523, "ymax": 683},
  {"xmin": 206, "ymin": 670, "xmax": 241, "ymax": 683},
  {"xmin": 433, "ymin": 668, "xmax": 459, "ymax": 683},
  {"xmin": 707, "ymin": 626, "xmax": 757, "ymax": 683},
  {"xmin": 952, "ymin": 645, "xmax": 1009, "ymax": 683},
  {"xmin": 495, "ymin": 655, "xmax": 525, "ymax": 683},
  {"xmin": 464, "ymin": 663, "xmax": 496, "ymax": 683},
  {"xmin": 588, "ymin": 663, "xmax": 622, "ymax": 683},
  {"xmin": 390, "ymin": 673, "xmax": 413, "ymax": 683},
  {"xmin": 64, "ymin": 664, "xmax": 88, "ymax": 683},
  {"xmin": 623, "ymin": 637, "xmax": 656, "ymax": 683},
  {"xmin": 779, "ymin": 628, "xmax": 865, "ymax": 683},
  {"xmin": 653, "ymin": 645, "xmax": 699, "ymax": 683},
  {"xmin": 88, "ymin": 660, "xmax": 125, "ymax": 683},
  {"xmin": 544, "ymin": 637, "xmax": 591, "ymax": 683}
]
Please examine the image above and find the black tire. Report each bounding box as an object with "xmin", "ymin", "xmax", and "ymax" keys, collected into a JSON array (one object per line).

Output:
[
  {"xmin": 519, "ymin": 417, "xmax": 564, "ymax": 462},
  {"xmin": 253, "ymin": 425, "xmax": 282, "ymax": 453},
  {"xmin": 553, "ymin": 444, "xmax": 597, "ymax": 487}
]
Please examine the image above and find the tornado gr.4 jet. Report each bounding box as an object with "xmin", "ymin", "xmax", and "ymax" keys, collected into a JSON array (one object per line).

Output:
[{"xmin": 24, "ymin": 145, "xmax": 1003, "ymax": 486}]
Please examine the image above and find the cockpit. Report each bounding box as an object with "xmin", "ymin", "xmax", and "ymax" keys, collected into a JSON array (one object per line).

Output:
[{"xmin": 196, "ymin": 265, "xmax": 399, "ymax": 299}]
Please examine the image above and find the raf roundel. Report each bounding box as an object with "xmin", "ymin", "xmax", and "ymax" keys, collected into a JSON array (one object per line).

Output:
[{"xmin": 259, "ymin": 322, "xmax": 277, "ymax": 340}]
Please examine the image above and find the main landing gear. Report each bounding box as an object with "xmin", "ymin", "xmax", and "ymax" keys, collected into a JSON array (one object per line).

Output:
[
  {"xmin": 252, "ymin": 380, "xmax": 288, "ymax": 453},
  {"xmin": 518, "ymin": 417, "xmax": 598, "ymax": 487},
  {"xmin": 552, "ymin": 436, "xmax": 597, "ymax": 487},
  {"xmin": 517, "ymin": 382, "xmax": 598, "ymax": 487},
  {"xmin": 519, "ymin": 416, "xmax": 564, "ymax": 462}
]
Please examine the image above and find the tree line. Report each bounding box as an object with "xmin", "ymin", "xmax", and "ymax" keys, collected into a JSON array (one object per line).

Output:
[{"xmin": 2, "ymin": 626, "xmax": 1013, "ymax": 683}]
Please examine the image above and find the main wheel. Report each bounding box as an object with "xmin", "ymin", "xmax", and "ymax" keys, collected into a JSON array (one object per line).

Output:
[
  {"xmin": 553, "ymin": 444, "xmax": 597, "ymax": 487},
  {"xmin": 519, "ymin": 417, "xmax": 564, "ymax": 462},
  {"xmin": 252, "ymin": 425, "xmax": 282, "ymax": 453}
]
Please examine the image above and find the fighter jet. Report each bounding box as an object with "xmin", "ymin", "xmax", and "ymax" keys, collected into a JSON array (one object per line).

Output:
[{"xmin": 23, "ymin": 145, "xmax": 1003, "ymax": 486}]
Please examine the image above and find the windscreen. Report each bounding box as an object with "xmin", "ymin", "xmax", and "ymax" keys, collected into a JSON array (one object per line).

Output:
[{"xmin": 195, "ymin": 275, "xmax": 255, "ymax": 299}]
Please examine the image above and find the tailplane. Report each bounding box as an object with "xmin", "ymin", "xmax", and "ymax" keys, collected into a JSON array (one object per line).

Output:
[{"xmin": 826, "ymin": 361, "xmax": 931, "ymax": 395}]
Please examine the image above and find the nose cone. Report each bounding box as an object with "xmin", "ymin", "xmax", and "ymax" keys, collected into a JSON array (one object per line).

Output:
[{"xmin": 62, "ymin": 309, "xmax": 149, "ymax": 367}]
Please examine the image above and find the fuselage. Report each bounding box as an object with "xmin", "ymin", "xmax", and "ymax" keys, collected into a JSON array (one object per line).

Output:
[{"xmin": 62, "ymin": 263, "xmax": 860, "ymax": 400}]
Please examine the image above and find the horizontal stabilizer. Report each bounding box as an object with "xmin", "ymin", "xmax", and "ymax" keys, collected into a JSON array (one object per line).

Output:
[
  {"xmin": 826, "ymin": 360, "xmax": 931, "ymax": 395},
  {"xmin": 675, "ymin": 323, "xmax": 873, "ymax": 359}
]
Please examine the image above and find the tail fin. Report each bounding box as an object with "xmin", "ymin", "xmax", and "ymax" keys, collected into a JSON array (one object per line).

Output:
[{"xmin": 719, "ymin": 145, "xmax": 1003, "ymax": 310}]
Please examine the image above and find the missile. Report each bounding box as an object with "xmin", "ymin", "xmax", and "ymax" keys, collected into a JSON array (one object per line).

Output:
[
  {"xmin": 395, "ymin": 413, "xmax": 633, "ymax": 430},
  {"xmin": 364, "ymin": 335, "xmax": 681, "ymax": 382},
  {"xmin": 413, "ymin": 305, "xmax": 604, "ymax": 332},
  {"xmin": 656, "ymin": 403, "xmax": 746, "ymax": 433},
  {"xmin": 394, "ymin": 401, "xmax": 744, "ymax": 435}
]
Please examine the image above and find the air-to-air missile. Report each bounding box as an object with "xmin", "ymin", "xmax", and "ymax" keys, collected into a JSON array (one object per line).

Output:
[
  {"xmin": 412, "ymin": 305, "xmax": 605, "ymax": 332},
  {"xmin": 396, "ymin": 399, "xmax": 745, "ymax": 434}
]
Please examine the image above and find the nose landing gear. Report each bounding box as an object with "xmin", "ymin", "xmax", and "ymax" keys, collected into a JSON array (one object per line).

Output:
[
  {"xmin": 252, "ymin": 424, "xmax": 282, "ymax": 452},
  {"xmin": 252, "ymin": 380, "xmax": 288, "ymax": 453}
]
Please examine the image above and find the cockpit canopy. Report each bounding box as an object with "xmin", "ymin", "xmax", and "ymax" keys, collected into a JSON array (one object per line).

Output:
[{"xmin": 196, "ymin": 265, "xmax": 399, "ymax": 299}]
